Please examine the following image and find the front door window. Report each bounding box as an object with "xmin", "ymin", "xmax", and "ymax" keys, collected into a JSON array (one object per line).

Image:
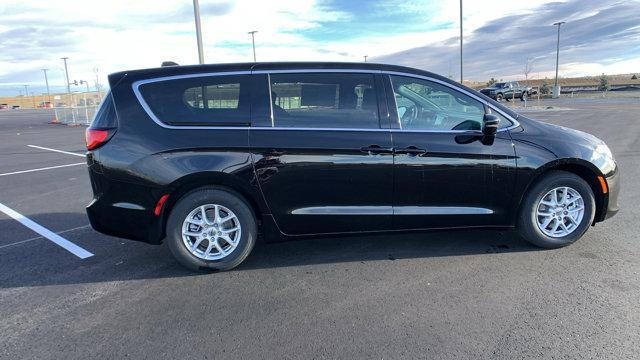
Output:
[{"xmin": 390, "ymin": 75, "xmax": 485, "ymax": 131}]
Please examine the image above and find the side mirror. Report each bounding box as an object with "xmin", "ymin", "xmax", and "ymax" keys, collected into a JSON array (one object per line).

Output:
[{"xmin": 482, "ymin": 113, "xmax": 500, "ymax": 136}]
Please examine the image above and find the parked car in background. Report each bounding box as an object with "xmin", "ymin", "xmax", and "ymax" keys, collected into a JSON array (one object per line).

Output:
[
  {"xmin": 85, "ymin": 62, "xmax": 619, "ymax": 272},
  {"xmin": 38, "ymin": 101, "xmax": 53, "ymax": 108},
  {"xmin": 11, "ymin": 105, "xmax": 20, "ymax": 109},
  {"xmin": 0, "ymin": 104, "xmax": 8, "ymax": 109},
  {"xmin": 480, "ymin": 81, "xmax": 532, "ymax": 101}
]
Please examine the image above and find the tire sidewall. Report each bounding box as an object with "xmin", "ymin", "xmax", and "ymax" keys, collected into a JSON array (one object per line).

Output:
[
  {"xmin": 520, "ymin": 172, "xmax": 596, "ymax": 248},
  {"xmin": 166, "ymin": 187, "xmax": 256, "ymax": 271}
]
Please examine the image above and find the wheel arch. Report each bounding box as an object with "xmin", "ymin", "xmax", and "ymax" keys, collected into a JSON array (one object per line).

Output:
[
  {"xmin": 158, "ymin": 171, "xmax": 267, "ymax": 242},
  {"xmin": 516, "ymin": 159, "xmax": 607, "ymax": 224}
]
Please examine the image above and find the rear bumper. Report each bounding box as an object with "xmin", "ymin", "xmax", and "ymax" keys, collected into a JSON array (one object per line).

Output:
[
  {"xmin": 86, "ymin": 159, "xmax": 165, "ymax": 244},
  {"xmin": 479, "ymin": 91, "xmax": 496, "ymax": 99},
  {"xmin": 86, "ymin": 198, "xmax": 164, "ymax": 244},
  {"xmin": 603, "ymin": 169, "xmax": 620, "ymax": 220}
]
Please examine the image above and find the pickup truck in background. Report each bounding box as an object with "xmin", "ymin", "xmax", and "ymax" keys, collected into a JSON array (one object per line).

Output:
[{"xmin": 479, "ymin": 81, "xmax": 532, "ymax": 102}]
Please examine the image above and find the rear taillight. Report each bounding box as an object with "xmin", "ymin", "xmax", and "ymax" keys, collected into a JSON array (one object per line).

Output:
[{"xmin": 85, "ymin": 129, "xmax": 110, "ymax": 150}]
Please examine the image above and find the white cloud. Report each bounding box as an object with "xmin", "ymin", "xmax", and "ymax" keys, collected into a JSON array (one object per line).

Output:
[{"xmin": 0, "ymin": 0, "xmax": 637, "ymax": 95}]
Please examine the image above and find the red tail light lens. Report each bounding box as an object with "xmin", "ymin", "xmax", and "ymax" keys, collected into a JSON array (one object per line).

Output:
[{"xmin": 85, "ymin": 129, "xmax": 109, "ymax": 150}]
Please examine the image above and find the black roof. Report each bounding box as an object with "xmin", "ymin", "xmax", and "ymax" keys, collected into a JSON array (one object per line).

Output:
[
  {"xmin": 110, "ymin": 61, "xmax": 445, "ymax": 84},
  {"xmin": 108, "ymin": 61, "xmax": 519, "ymax": 119}
]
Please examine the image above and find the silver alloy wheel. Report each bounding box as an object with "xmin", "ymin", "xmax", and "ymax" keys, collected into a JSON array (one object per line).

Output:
[
  {"xmin": 536, "ymin": 186, "xmax": 585, "ymax": 238},
  {"xmin": 181, "ymin": 204, "xmax": 241, "ymax": 260}
]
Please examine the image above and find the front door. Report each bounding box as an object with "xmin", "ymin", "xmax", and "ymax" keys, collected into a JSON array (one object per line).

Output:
[
  {"xmin": 250, "ymin": 72, "xmax": 394, "ymax": 235},
  {"xmin": 385, "ymin": 74, "xmax": 517, "ymax": 230}
]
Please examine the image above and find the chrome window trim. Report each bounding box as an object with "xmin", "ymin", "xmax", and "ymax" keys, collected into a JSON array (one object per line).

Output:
[
  {"xmin": 131, "ymin": 68, "xmax": 520, "ymax": 132},
  {"xmin": 384, "ymin": 71, "xmax": 519, "ymax": 132},
  {"xmin": 132, "ymin": 71, "xmax": 253, "ymax": 130}
]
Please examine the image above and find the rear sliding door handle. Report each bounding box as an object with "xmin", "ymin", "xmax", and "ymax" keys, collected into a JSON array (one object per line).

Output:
[
  {"xmin": 360, "ymin": 145, "xmax": 394, "ymax": 154},
  {"xmin": 395, "ymin": 146, "xmax": 427, "ymax": 155}
]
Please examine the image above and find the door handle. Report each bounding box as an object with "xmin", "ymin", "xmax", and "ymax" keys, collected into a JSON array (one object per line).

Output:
[
  {"xmin": 395, "ymin": 146, "xmax": 427, "ymax": 155},
  {"xmin": 360, "ymin": 145, "xmax": 394, "ymax": 154}
]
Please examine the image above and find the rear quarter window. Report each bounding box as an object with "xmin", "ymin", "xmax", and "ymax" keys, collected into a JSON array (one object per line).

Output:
[
  {"xmin": 90, "ymin": 91, "xmax": 118, "ymax": 128},
  {"xmin": 137, "ymin": 74, "xmax": 250, "ymax": 126}
]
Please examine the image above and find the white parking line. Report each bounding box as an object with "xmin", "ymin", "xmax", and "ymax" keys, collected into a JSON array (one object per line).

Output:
[
  {"xmin": 0, "ymin": 203, "xmax": 93, "ymax": 259},
  {"xmin": 0, "ymin": 224, "xmax": 92, "ymax": 250},
  {"xmin": 27, "ymin": 144, "xmax": 86, "ymax": 157},
  {"xmin": 0, "ymin": 162, "xmax": 86, "ymax": 177}
]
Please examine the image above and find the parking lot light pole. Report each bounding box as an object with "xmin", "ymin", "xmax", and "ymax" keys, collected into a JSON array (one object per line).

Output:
[
  {"xmin": 61, "ymin": 57, "xmax": 71, "ymax": 94},
  {"xmin": 553, "ymin": 21, "xmax": 565, "ymax": 98},
  {"xmin": 41, "ymin": 69, "xmax": 51, "ymax": 104},
  {"xmin": 23, "ymin": 85, "xmax": 35, "ymax": 108},
  {"xmin": 193, "ymin": 0, "xmax": 205, "ymax": 64},
  {"xmin": 459, "ymin": 0, "xmax": 463, "ymax": 84},
  {"xmin": 363, "ymin": 55, "xmax": 368, "ymax": 62},
  {"xmin": 248, "ymin": 31, "xmax": 258, "ymax": 62}
]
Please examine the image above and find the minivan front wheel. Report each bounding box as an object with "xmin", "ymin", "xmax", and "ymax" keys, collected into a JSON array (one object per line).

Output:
[
  {"xmin": 518, "ymin": 171, "xmax": 595, "ymax": 248},
  {"xmin": 166, "ymin": 187, "xmax": 256, "ymax": 271}
]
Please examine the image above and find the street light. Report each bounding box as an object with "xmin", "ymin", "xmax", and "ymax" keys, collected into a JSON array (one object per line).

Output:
[
  {"xmin": 61, "ymin": 57, "xmax": 71, "ymax": 94},
  {"xmin": 459, "ymin": 0, "xmax": 463, "ymax": 83},
  {"xmin": 552, "ymin": 21, "xmax": 565, "ymax": 98},
  {"xmin": 363, "ymin": 55, "xmax": 368, "ymax": 63},
  {"xmin": 248, "ymin": 31, "xmax": 258, "ymax": 62},
  {"xmin": 23, "ymin": 85, "xmax": 35, "ymax": 108},
  {"xmin": 193, "ymin": 0, "xmax": 205, "ymax": 64},
  {"xmin": 41, "ymin": 69, "xmax": 51, "ymax": 104},
  {"xmin": 79, "ymin": 80, "xmax": 90, "ymax": 93}
]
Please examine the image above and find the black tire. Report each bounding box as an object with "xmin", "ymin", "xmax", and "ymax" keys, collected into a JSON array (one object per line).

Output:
[
  {"xmin": 496, "ymin": 93, "xmax": 504, "ymax": 102},
  {"xmin": 518, "ymin": 171, "xmax": 595, "ymax": 248},
  {"xmin": 520, "ymin": 92, "xmax": 528, "ymax": 101},
  {"xmin": 166, "ymin": 186, "xmax": 256, "ymax": 272}
]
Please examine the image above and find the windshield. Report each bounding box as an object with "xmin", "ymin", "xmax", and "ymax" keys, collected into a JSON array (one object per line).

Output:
[{"xmin": 491, "ymin": 82, "xmax": 506, "ymax": 88}]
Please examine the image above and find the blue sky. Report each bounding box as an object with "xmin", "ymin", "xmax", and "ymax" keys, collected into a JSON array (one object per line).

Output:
[{"xmin": 0, "ymin": 0, "xmax": 639, "ymax": 96}]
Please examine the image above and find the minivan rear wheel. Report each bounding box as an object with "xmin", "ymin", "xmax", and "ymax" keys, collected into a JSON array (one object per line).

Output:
[
  {"xmin": 166, "ymin": 187, "xmax": 256, "ymax": 271},
  {"xmin": 518, "ymin": 171, "xmax": 595, "ymax": 248}
]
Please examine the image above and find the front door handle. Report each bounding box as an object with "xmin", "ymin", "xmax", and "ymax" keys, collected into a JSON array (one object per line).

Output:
[
  {"xmin": 395, "ymin": 146, "xmax": 427, "ymax": 155},
  {"xmin": 360, "ymin": 145, "xmax": 394, "ymax": 154}
]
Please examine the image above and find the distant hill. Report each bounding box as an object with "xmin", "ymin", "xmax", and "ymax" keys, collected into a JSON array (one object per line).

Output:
[{"xmin": 469, "ymin": 73, "xmax": 640, "ymax": 89}]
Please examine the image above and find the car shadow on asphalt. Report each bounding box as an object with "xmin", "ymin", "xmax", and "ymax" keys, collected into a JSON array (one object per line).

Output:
[
  {"xmin": 0, "ymin": 212, "xmax": 541, "ymax": 288},
  {"xmin": 239, "ymin": 228, "xmax": 540, "ymax": 271}
]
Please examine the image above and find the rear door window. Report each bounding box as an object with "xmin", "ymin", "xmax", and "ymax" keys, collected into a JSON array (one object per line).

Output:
[
  {"xmin": 270, "ymin": 73, "xmax": 380, "ymax": 129},
  {"xmin": 138, "ymin": 74, "xmax": 250, "ymax": 126}
]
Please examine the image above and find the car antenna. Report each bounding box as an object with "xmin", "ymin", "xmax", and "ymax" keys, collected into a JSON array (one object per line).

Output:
[{"xmin": 161, "ymin": 61, "xmax": 179, "ymax": 67}]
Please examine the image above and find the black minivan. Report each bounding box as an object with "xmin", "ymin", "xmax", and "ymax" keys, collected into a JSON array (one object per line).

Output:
[{"xmin": 85, "ymin": 62, "xmax": 619, "ymax": 271}]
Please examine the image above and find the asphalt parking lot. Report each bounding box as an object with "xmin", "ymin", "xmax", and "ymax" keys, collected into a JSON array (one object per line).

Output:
[{"xmin": 1, "ymin": 98, "xmax": 638, "ymax": 359}]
